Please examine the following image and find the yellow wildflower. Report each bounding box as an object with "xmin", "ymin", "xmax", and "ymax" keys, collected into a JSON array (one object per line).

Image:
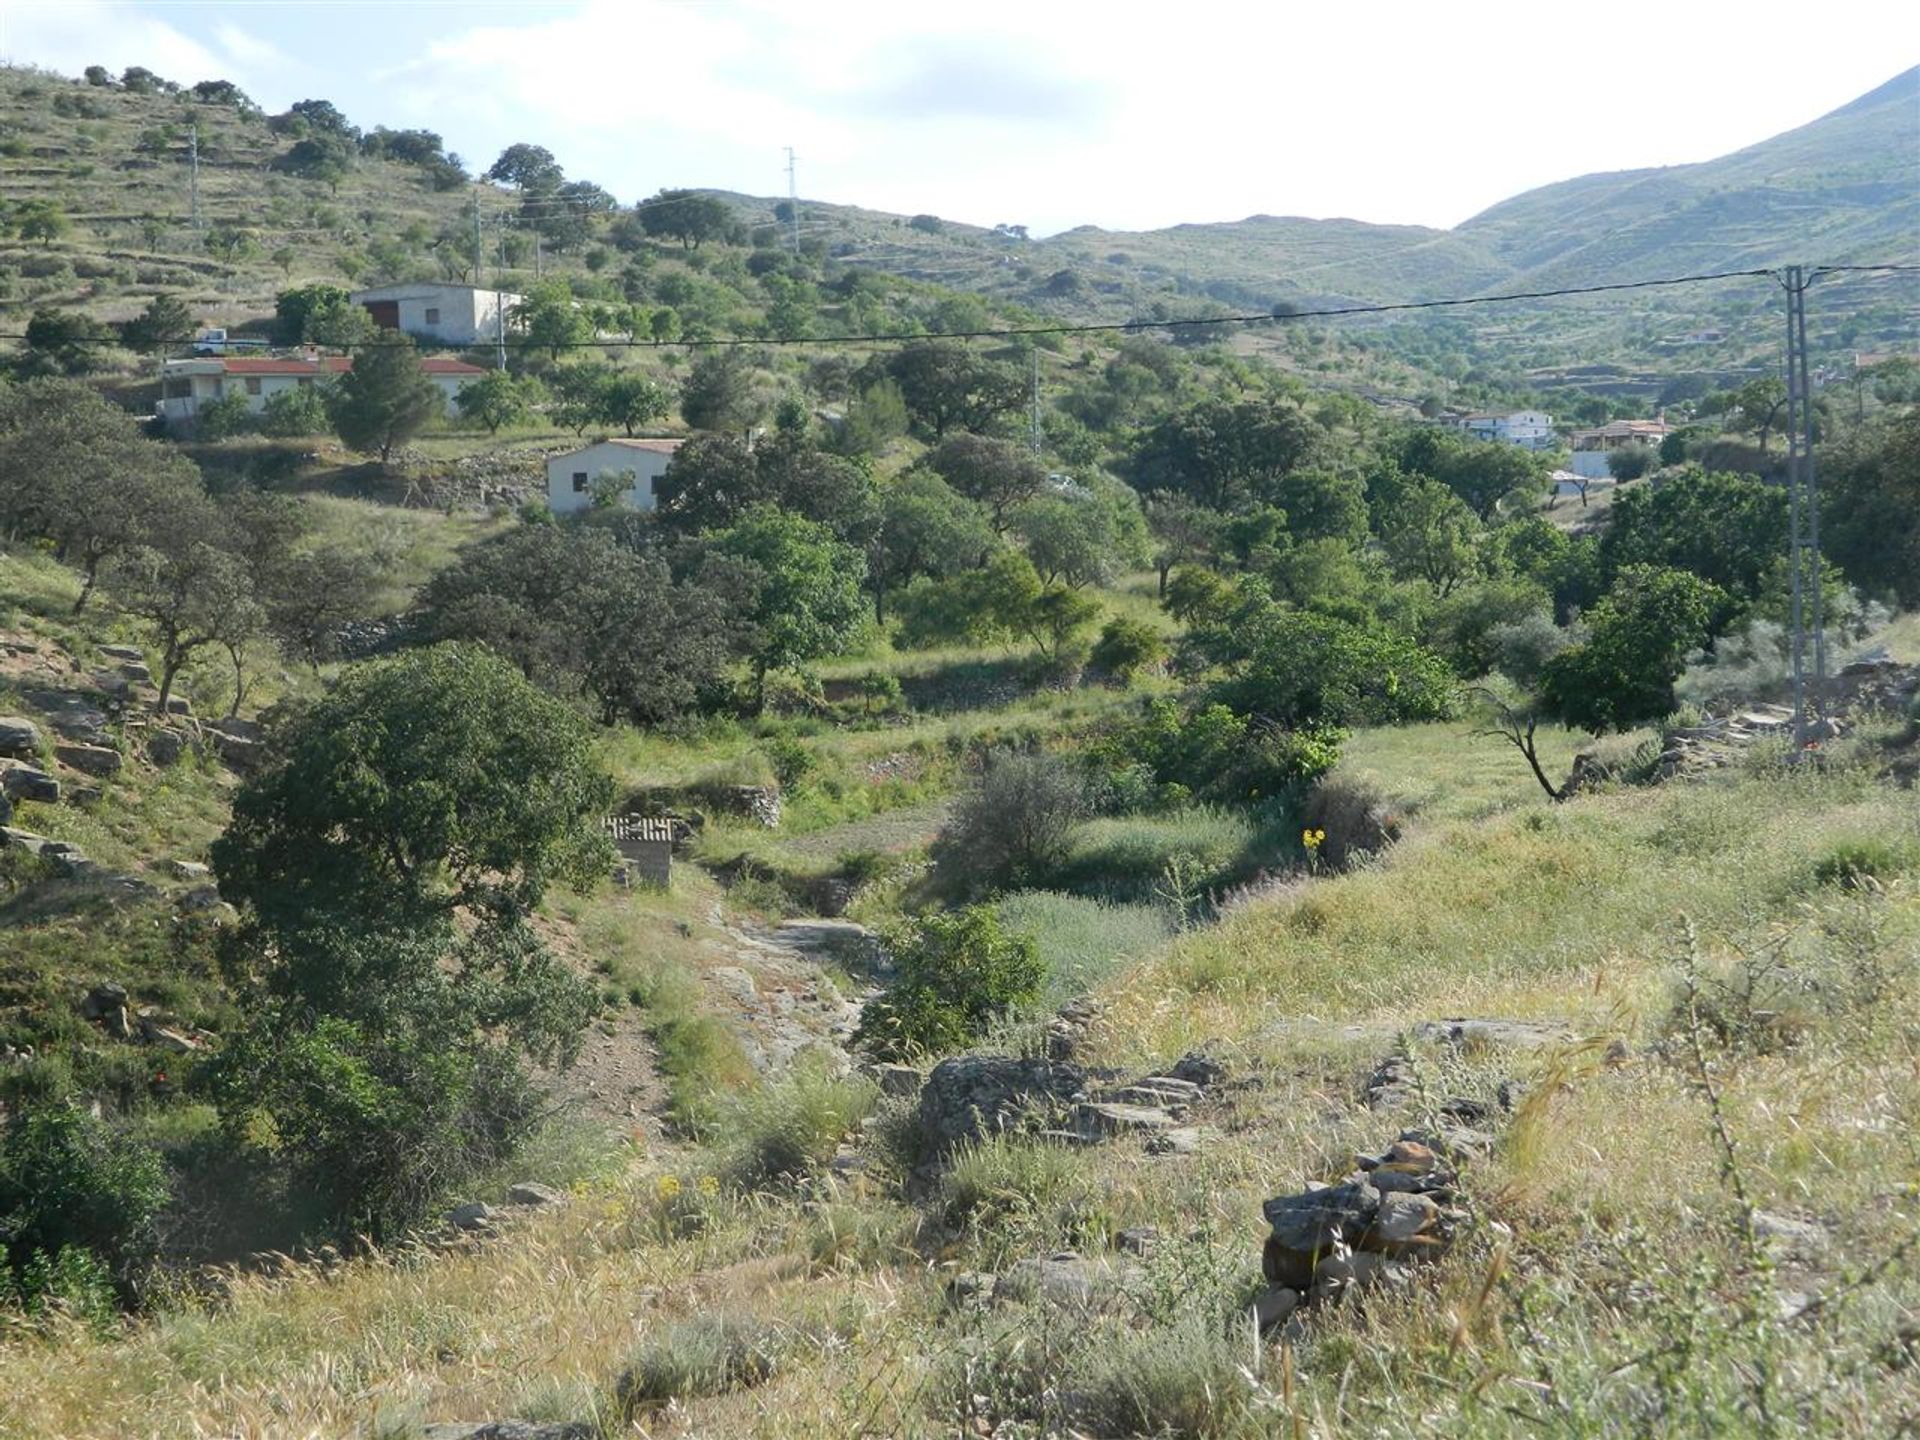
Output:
[
  {"xmin": 655, "ymin": 1174, "xmax": 682, "ymax": 1201},
  {"xmin": 698, "ymin": 1175, "xmax": 720, "ymax": 1198}
]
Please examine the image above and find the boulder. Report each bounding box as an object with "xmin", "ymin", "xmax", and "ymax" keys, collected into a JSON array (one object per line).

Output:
[
  {"xmin": 0, "ymin": 760, "xmax": 60, "ymax": 804},
  {"xmin": 1249, "ymin": 1285, "xmax": 1301, "ymax": 1331},
  {"xmin": 0, "ymin": 717, "xmax": 41, "ymax": 760},
  {"xmin": 142, "ymin": 727, "xmax": 188, "ymax": 767},
  {"xmin": 869, "ymin": 1061, "xmax": 925, "ymax": 1098},
  {"xmin": 1144, "ymin": 1126, "xmax": 1203, "ymax": 1156},
  {"xmin": 166, "ymin": 859, "xmax": 211, "ymax": 881},
  {"xmin": 1262, "ymin": 1181, "xmax": 1381, "ymax": 1287},
  {"xmin": 99, "ymin": 644, "xmax": 145, "ymax": 663},
  {"xmin": 164, "ymin": 695, "xmax": 193, "ymax": 717},
  {"xmin": 1115, "ymin": 1226, "xmax": 1162, "ymax": 1257},
  {"xmin": 55, "ymin": 742, "xmax": 122, "ymax": 778},
  {"xmin": 178, "ymin": 884, "xmax": 225, "ymax": 912},
  {"xmin": 993, "ymin": 1251, "xmax": 1132, "ymax": 1309},
  {"xmin": 204, "ymin": 726, "xmax": 261, "ymax": 772},
  {"xmin": 1075, "ymin": 1101, "xmax": 1177, "ymax": 1137},
  {"xmin": 447, "ymin": 1202, "xmax": 495, "ymax": 1232},
  {"xmin": 118, "ymin": 662, "xmax": 153, "ymax": 685},
  {"xmin": 917, "ymin": 1054, "xmax": 1086, "ymax": 1151},
  {"xmin": 506, "ymin": 1182, "xmax": 563, "ymax": 1208},
  {"xmin": 1168, "ymin": 1050, "xmax": 1229, "ymax": 1087}
]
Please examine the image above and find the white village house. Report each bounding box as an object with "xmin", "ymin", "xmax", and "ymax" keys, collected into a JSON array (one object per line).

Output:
[
  {"xmin": 545, "ymin": 438, "xmax": 684, "ymax": 516},
  {"xmin": 1568, "ymin": 418, "xmax": 1675, "ymax": 478},
  {"xmin": 348, "ymin": 283, "xmax": 522, "ymax": 347},
  {"xmin": 1454, "ymin": 410, "xmax": 1559, "ymax": 451},
  {"xmin": 156, "ymin": 354, "xmax": 486, "ymax": 429}
]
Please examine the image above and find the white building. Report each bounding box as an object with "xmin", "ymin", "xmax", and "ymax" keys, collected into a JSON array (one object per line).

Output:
[
  {"xmin": 1456, "ymin": 410, "xmax": 1558, "ymax": 451},
  {"xmin": 1568, "ymin": 419, "xmax": 1673, "ymax": 478},
  {"xmin": 545, "ymin": 438, "xmax": 684, "ymax": 516},
  {"xmin": 156, "ymin": 354, "xmax": 486, "ymax": 428},
  {"xmin": 349, "ymin": 283, "xmax": 522, "ymax": 347}
]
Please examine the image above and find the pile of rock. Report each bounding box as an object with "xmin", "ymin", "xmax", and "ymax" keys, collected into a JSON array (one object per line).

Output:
[
  {"xmin": 1253, "ymin": 1132, "xmax": 1475, "ymax": 1331},
  {"xmin": 78, "ymin": 982, "xmax": 210, "ymax": 1052}
]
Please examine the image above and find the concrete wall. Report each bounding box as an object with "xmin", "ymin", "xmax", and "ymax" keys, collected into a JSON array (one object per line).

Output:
[
  {"xmin": 546, "ymin": 442, "xmax": 674, "ymax": 515},
  {"xmin": 614, "ymin": 837, "xmax": 671, "ymax": 888}
]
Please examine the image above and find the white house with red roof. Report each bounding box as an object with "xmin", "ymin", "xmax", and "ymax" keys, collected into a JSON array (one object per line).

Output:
[
  {"xmin": 545, "ymin": 437, "xmax": 684, "ymax": 515},
  {"xmin": 156, "ymin": 353, "xmax": 486, "ymax": 428}
]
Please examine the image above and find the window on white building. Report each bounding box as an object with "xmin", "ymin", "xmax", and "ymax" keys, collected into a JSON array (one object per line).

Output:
[
  {"xmin": 572, "ymin": 472, "xmax": 589, "ymax": 493},
  {"xmin": 424, "ymin": 307, "xmax": 441, "ymax": 325},
  {"xmin": 245, "ymin": 377, "xmax": 262, "ymax": 396}
]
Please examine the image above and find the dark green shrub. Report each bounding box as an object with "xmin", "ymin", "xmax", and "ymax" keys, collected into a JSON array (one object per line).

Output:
[
  {"xmin": 1089, "ymin": 616, "xmax": 1167, "ymax": 682},
  {"xmin": 0, "ymin": 1103, "xmax": 169, "ymax": 1307},
  {"xmin": 854, "ymin": 907, "xmax": 1044, "ymax": 1060},
  {"xmin": 932, "ymin": 749, "xmax": 1087, "ymax": 893},
  {"xmin": 617, "ymin": 1313, "xmax": 784, "ymax": 1412},
  {"xmin": 1812, "ymin": 838, "xmax": 1918, "ymax": 889}
]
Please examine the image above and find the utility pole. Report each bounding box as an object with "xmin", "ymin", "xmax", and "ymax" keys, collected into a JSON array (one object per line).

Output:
[
  {"xmin": 472, "ymin": 191, "xmax": 484, "ymax": 286},
  {"xmin": 784, "ymin": 147, "xmax": 800, "ymax": 254},
  {"xmin": 494, "ymin": 214, "xmax": 508, "ymax": 371},
  {"xmin": 187, "ymin": 124, "xmax": 202, "ymax": 234},
  {"xmin": 1782, "ymin": 265, "xmax": 1827, "ymax": 748}
]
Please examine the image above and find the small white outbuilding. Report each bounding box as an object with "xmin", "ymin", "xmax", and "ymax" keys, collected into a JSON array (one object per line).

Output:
[{"xmin": 544, "ymin": 438, "xmax": 684, "ymax": 515}]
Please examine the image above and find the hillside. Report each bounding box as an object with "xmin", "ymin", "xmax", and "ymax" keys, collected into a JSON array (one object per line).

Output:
[{"xmin": 1458, "ymin": 66, "xmax": 1920, "ymax": 284}]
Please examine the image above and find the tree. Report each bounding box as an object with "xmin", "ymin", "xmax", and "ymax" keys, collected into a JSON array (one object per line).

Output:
[
  {"xmin": 853, "ymin": 907, "xmax": 1043, "ymax": 1060},
  {"xmin": 596, "ymin": 371, "xmax": 670, "ymax": 436},
  {"xmin": 216, "ymin": 644, "xmax": 612, "ymax": 930},
  {"xmin": 259, "ymin": 382, "xmax": 332, "ymax": 437},
  {"xmin": 275, "ymin": 98, "xmax": 359, "ymax": 139},
  {"xmin": 879, "ymin": 340, "xmax": 1026, "ymax": 439},
  {"xmin": 1015, "ymin": 490, "xmax": 1126, "ymax": 588},
  {"xmin": 1091, "ymin": 616, "xmax": 1167, "ymax": 682},
  {"xmin": 118, "ymin": 294, "xmax": 192, "ymax": 351},
  {"xmin": 276, "ymin": 133, "xmax": 354, "ymax": 188},
  {"xmin": 106, "ymin": 537, "xmax": 259, "ymax": 714},
  {"xmin": 1730, "ymin": 377, "xmax": 1788, "ymax": 454},
  {"xmin": 260, "ymin": 544, "xmax": 384, "ymax": 667},
  {"xmin": 1143, "ymin": 492, "xmax": 1219, "ymax": 596},
  {"xmin": 83, "ymin": 65, "xmax": 112, "ymax": 86},
  {"xmin": 61, "ymin": 449, "xmax": 209, "ymax": 614},
  {"xmin": 1392, "ymin": 428, "xmax": 1550, "ymax": 520},
  {"xmin": 1127, "ymin": 396, "xmax": 1323, "ymax": 511},
  {"xmin": 274, "ymin": 283, "xmax": 369, "ymax": 346},
  {"xmin": 204, "ymin": 221, "xmax": 258, "ymax": 263},
  {"xmin": 420, "ymin": 526, "xmax": 738, "ymax": 726},
  {"xmin": 680, "ymin": 348, "xmax": 762, "ymax": 433},
  {"xmin": 327, "ymin": 336, "xmax": 442, "ymax": 463},
  {"xmin": 656, "ymin": 431, "xmax": 874, "ymax": 541},
  {"xmin": 1207, "ymin": 606, "xmax": 1457, "ymax": 730},
  {"xmin": 636, "ymin": 188, "xmax": 733, "ymax": 249},
  {"xmin": 1538, "ymin": 565, "xmax": 1723, "ymax": 737},
  {"xmin": 1819, "ymin": 408, "xmax": 1920, "ymax": 607},
  {"xmin": 709, "ymin": 507, "xmax": 867, "ymax": 710},
  {"xmin": 15, "ymin": 309, "xmax": 107, "ymax": 377},
  {"xmin": 486, "ymin": 143, "xmax": 563, "ymax": 193},
  {"xmin": 1380, "ymin": 476, "xmax": 1481, "ymax": 596},
  {"xmin": 454, "ymin": 369, "xmax": 533, "ymax": 434},
  {"xmin": 924, "ymin": 432, "xmax": 1048, "ymax": 531},
  {"xmin": 1272, "ymin": 466, "xmax": 1369, "ymax": 544},
  {"xmin": 510, "ymin": 278, "xmax": 592, "ymax": 359},
  {"xmin": 1599, "ymin": 469, "xmax": 1787, "ymax": 601},
  {"xmin": 208, "ymin": 646, "xmax": 610, "ymax": 1236},
  {"xmin": 866, "ymin": 472, "xmax": 995, "ymax": 621},
  {"xmin": 14, "ymin": 200, "xmax": 71, "ymax": 248},
  {"xmin": 1606, "ymin": 445, "xmax": 1654, "ymax": 484}
]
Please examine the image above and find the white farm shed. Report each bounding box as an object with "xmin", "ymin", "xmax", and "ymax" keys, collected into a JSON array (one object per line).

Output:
[
  {"xmin": 545, "ymin": 438, "xmax": 684, "ymax": 515},
  {"xmin": 350, "ymin": 283, "xmax": 521, "ymax": 347}
]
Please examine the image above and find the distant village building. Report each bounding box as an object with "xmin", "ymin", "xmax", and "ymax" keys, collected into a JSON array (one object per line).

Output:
[
  {"xmin": 606, "ymin": 814, "xmax": 679, "ymax": 888},
  {"xmin": 545, "ymin": 438, "xmax": 684, "ymax": 515},
  {"xmin": 1453, "ymin": 410, "xmax": 1558, "ymax": 451},
  {"xmin": 348, "ymin": 283, "xmax": 522, "ymax": 347},
  {"xmin": 156, "ymin": 353, "xmax": 485, "ymax": 428},
  {"xmin": 1568, "ymin": 418, "xmax": 1673, "ymax": 478}
]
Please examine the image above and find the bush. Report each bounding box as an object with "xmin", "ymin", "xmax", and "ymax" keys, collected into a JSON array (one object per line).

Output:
[
  {"xmin": 932, "ymin": 749, "xmax": 1087, "ymax": 893},
  {"xmin": 193, "ymin": 389, "xmax": 254, "ymax": 441},
  {"xmin": 258, "ymin": 383, "xmax": 330, "ymax": 437},
  {"xmin": 854, "ymin": 908, "xmax": 1045, "ymax": 1060},
  {"xmin": 1089, "ymin": 616, "xmax": 1166, "ymax": 682},
  {"xmin": 719, "ymin": 1059, "xmax": 877, "ymax": 1190},
  {"xmin": 938, "ymin": 1134, "xmax": 1096, "ymax": 1252},
  {"xmin": 0, "ymin": 1103, "xmax": 169, "ymax": 1308},
  {"xmin": 1299, "ymin": 771, "xmax": 1405, "ymax": 870},
  {"xmin": 617, "ymin": 1313, "xmax": 785, "ymax": 1413},
  {"xmin": 1812, "ymin": 838, "xmax": 1918, "ymax": 890}
]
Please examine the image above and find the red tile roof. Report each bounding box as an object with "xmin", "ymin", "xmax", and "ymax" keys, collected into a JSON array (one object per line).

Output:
[{"xmin": 204, "ymin": 356, "xmax": 485, "ymax": 377}]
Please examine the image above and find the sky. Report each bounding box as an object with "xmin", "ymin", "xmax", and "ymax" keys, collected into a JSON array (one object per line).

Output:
[{"xmin": 1, "ymin": 0, "xmax": 1915, "ymax": 236}]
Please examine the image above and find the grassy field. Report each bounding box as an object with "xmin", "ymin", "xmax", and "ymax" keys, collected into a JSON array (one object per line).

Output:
[{"xmin": 5, "ymin": 708, "xmax": 1911, "ymax": 1438}]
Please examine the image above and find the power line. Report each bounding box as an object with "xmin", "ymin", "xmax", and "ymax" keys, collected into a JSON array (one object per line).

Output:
[{"xmin": 5, "ymin": 262, "xmax": 1913, "ymax": 352}]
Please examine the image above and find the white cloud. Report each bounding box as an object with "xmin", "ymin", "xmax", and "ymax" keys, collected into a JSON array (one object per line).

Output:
[
  {"xmin": 0, "ymin": 0, "xmax": 235, "ymax": 86},
  {"xmin": 212, "ymin": 19, "xmax": 284, "ymax": 73}
]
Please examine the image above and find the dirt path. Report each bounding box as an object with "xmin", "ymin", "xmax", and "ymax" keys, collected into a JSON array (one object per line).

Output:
[{"xmin": 696, "ymin": 904, "xmax": 882, "ymax": 1075}]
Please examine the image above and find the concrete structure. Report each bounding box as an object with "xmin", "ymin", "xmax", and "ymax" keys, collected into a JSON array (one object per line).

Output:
[
  {"xmin": 545, "ymin": 437, "xmax": 683, "ymax": 515},
  {"xmin": 607, "ymin": 814, "xmax": 678, "ymax": 888},
  {"xmin": 1568, "ymin": 418, "xmax": 1673, "ymax": 478},
  {"xmin": 155, "ymin": 354, "xmax": 485, "ymax": 428},
  {"xmin": 349, "ymin": 283, "xmax": 521, "ymax": 347},
  {"xmin": 1455, "ymin": 410, "xmax": 1558, "ymax": 451}
]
